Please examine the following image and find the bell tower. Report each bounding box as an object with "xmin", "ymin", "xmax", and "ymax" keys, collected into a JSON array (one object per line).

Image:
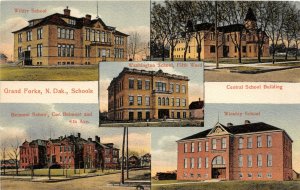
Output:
[{"xmin": 244, "ymin": 8, "xmax": 257, "ymax": 30}]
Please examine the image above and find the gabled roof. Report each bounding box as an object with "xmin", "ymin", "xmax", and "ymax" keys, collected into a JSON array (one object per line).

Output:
[
  {"xmin": 179, "ymin": 122, "xmax": 284, "ymax": 141},
  {"xmin": 12, "ymin": 11, "xmax": 128, "ymax": 36},
  {"xmin": 189, "ymin": 100, "xmax": 204, "ymax": 110}
]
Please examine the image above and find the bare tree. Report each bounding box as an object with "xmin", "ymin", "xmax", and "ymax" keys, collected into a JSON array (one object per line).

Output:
[
  {"xmin": 8, "ymin": 138, "xmax": 20, "ymax": 176},
  {"xmin": 128, "ymin": 32, "xmax": 141, "ymax": 61},
  {"xmin": 120, "ymin": 127, "xmax": 126, "ymax": 184},
  {"xmin": 0, "ymin": 141, "xmax": 8, "ymax": 175}
]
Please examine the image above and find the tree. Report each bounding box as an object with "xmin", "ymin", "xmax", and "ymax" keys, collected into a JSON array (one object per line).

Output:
[
  {"xmin": 219, "ymin": 1, "xmax": 249, "ymax": 63},
  {"xmin": 128, "ymin": 32, "xmax": 142, "ymax": 61},
  {"xmin": 0, "ymin": 141, "xmax": 8, "ymax": 175},
  {"xmin": 8, "ymin": 139, "xmax": 20, "ymax": 176},
  {"xmin": 287, "ymin": 3, "xmax": 300, "ymax": 60},
  {"xmin": 263, "ymin": 1, "xmax": 288, "ymax": 64}
]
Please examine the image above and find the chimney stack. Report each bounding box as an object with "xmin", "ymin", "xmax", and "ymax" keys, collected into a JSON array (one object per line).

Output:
[
  {"xmin": 64, "ymin": 7, "xmax": 71, "ymax": 16},
  {"xmin": 95, "ymin": 135, "xmax": 100, "ymax": 143},
  {"xmin": 85, "ymin": 14, "xmax": 91, "ymax": 20},
  {"xmin": 227, "ymin": 123, "xmax": 233, "ymax": 127},
  {"xmin": 88, "ymin": 137, "xmax": 92, "ymax": 142},
  {"xmin": 245, "ymin": 120, "xmax": 251, "ymax": 124},
  {"xmin": 77, "ymin": 133, "xmax": 81, "ymax": 138}
]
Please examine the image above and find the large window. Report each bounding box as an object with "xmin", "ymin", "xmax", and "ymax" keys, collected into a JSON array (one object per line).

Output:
[
  {"xmin": 267, "ymin": 135, "xmax": 272, "ymax": 147},
  {"xmin": 129, "ymin": 96, "xmax": 134, "ymax": 106},
  {"xmin": 257, "ymin": 136, "xmax": 262, "ymax": 147},
  {"xmin": 212, "ymin": 156, "xmax": 225, "ymax": 165},
  {"xmin": 137, "ymin": 80, "xmax": 142, "ymax": 89},
  {"xmin": 184, "ymin": 143, "xmax": 187, "ymax": 153},
  {"xmin": 137, "ymin": 96, "xmax": 142, "ymax": 106},
  {"xmin": 156, "ymin": 82, "xmax": 166, "ymax": 92},
  {"xmin": 257, "ymin": 154, "xmax": 262, "ymax": 167},
  {"xmin": 205, "ymin": 157, "xmax": 209, "ymax": 168},
  {"xmin": 221, "ymin": 138, "xmax": 226, "ymax": 149},
  {"xmin": 26, "ymin": 31, "xmax": 32, "ymax": 41},
  {"xmin": 85, "ymin": 45, "xmax": 90, "ymax": 57},
  {"xmin": 238, "ymin": 138, "xmax": 243, "ymax": 149},
  {"xmin": 37, "ymin": 28, "xmax": 43, "ymax": 39},
  {"xmin": 145, "ymin": 96, "xmax": 150, "ymax": 106},
  {"xmin": 158, "ymin": 97, "xmax": 161, "ymax": 105},
  {"xmin": 212, "ymin": 139, "xmax": 217, "ymax": 150},
  {"xmin": 37, "ymin": 44, "xmax": 42, "ymax": 57},
  {"xmin": 247, "ymin": 155, "xmax": 252, "ymax": 167},
  {"xmin": 176, "ymin": 98, "xmax": 180, "ymax": 107},
  {"xmin": 210, "ymin": 45, "xmax": 215, "ymax": 53},
  {"xmin": 171, "ymin": 98, "xmax": 174, "ymax": 106},
  {"xmin": 198, "ymin": 157, "xmax": 202, "ymax": 168},
  {"xmin": 182, "ymin": 99, "xmax": 186, "ymax": 107},
  {"xmin": 184, "ymin": 158, "xmax": 187, "ymax": 168},
  {"xmin": 198, "ymin": 142, "xmax": 202, "ymax": 152},
  {"xmin": 191, "ymin": 142, "xmax": 194, "ymax": 152},
  {"xmin": 182, "ymin": 85, "xmax": 186, "ymax": 93},
  {"xmin": 166, "ymin": 97, "xmax": 169, "ymax": 106},
  {"xmin": 238, "ymin": 155, "xmax": 243, "ymax": 167},
  {"xmin": 267, "ymin": 154, "xmax": 272, "ymax": 167},
  {"xmin": 247, "ymin": 137, "xmax": 253, "ymax": 148},
  {"xmin": 86, "ymin": 29, "xmax": 90, "ymax": 40},
  {"xmin": 205, "ymin": 141, "xmax": 208, "ymax": 151},
  {"xmin": 61, "ymin": 28, "xmax": 66, "ymax": 39},
  {"xmin": 18, "ymin": 33, "xmax": 22, "ymax": 42},
  {"xmin": 190, "ymin": 158, "xmax": 194, "ymax": 168},
  {"xmin": 170, "ymin": 83, "xmax": 174, "ymax": 92},
  {"xmin": 176, "ymin": 84, "xmax": 180, "ymax": 93},
  {"xmin": 129, "ymin": 79, "xmax": 134, "ymax": 89},
  {"xmin": 145, "ymin": 80, "xmax": 150, "ymax": 90}
]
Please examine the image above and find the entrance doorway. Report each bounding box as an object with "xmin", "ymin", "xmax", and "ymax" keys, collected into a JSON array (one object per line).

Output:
[
  {"xmin": 212, "ymin": 168, "xmax": 226, "ymax": 179},
  {"xmin": 158, "ymin": 109, "xmax": 169, "ymax": 119},
  {"xmin": 223, "ymin": 46, "xmax": 229, "ymax": 57}
]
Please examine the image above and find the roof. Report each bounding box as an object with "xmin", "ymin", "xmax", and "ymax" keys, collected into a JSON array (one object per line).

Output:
[
  {"xmin": 245, "ymin": 8, "xmax": 257, "ymax": 21},
  {"xmin": 189, "ymin": 100, "xmax": 204, "ymax": 110},
  {"xmin": 12, "ymin": 10, "xmax": 128, "ymax": 36},
  {"xmin": 218, "ymin": 24, "xmax": 245, "ymax": 33},
  {"xmin": 108, "ymin": 67, "xmax": 189, "ymax": 89},
  {"xmin": 179, "ymin": 122, "xmax": 283, "ymax": 141}
]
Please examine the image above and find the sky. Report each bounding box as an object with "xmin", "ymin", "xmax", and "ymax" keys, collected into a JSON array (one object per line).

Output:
[
  {"xmin": 0, "ymin": 0, "xmax": 150, "ymax": 60},
  {"xmin": 0, "ymin": 103, "xmax": 151, "ymax": 158},
  {"xmin": 99, "ymin": 61, "xmax": 204, "ymax": 112},
  {"xmin": 151, "ymin": 103, "xmax": 300, "ymax": 176}
]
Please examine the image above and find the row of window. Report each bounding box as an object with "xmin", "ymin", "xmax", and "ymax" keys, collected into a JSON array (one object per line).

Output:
[
  {"xmin": 112, "ymin": 110, "xmax": 188, "ymax": 120},
  {"xmin": 86, "ymin": 28, "xmax": 110, "ymax": 43},
  {"xmin": 115, "ymin": 36, "xmax": 125, "ymax": 45},
  {"xmin": 18, "ymin": 29, "xmax": 42, "ymax": 43},
  {"xmin": 21, "ymin": 156, "xmax": 37, "ymax": 164},
  {"xmin": 184, "ymin": 139, "xmax": 226, "ymax": 153},
  {"xmin": 57, "ymin": 27, "xmax": 74, "ymax": 39},
  {"xmin": 183, "ymin": 135, "xmax": 272, "ymax": 153},
  {"xmin": 182, "ymin": 172, "xmax": 273, "ymax": 179},
  {"xmin": 58, "ymin": 44, "xmax": 74, "ymax": 57},
  {"xmin": 17, "ymin": 44, "xmax": 42, "ymax": 58},
  {"xmin": 238, "ymin": 154, "xmax": 273, "ymax": 167}
]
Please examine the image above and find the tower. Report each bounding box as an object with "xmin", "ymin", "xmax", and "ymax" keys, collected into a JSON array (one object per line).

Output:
[{"xmin": 244, "ymin": 8, "xmax": 257, "ymax": 30}]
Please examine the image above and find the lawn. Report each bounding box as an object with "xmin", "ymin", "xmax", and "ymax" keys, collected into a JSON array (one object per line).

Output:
[
  {"xmin": 151, "ymin": 180, "xmax": 300, "ymax": 190},
  {"xmin": 0, "ymin": 65, "xmax": 98, "ymax": 81}
]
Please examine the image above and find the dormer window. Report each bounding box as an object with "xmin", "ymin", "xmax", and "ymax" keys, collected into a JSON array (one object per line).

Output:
[
  {"xmin": 68, "ymin": 19, "xmax": 76, "ymax": 25},
  {"xmin": 29, "ymin": 21, "xmax": 34, "ymax": 26}
]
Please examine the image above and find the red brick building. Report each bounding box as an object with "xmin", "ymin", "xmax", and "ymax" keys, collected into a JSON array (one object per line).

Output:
[
  {"xmin": 177, "ymin": 121, "xmax": 293, "ymax": 181},
  {"xmin": 19, "ymin": 133, "xmax": 119, "ymax": 169},
  {"xmin": 20, "ymin": 139, "xmax": 47, "ymax": 169}
]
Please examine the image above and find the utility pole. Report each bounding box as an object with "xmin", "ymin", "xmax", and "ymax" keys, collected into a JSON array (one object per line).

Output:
[
  {"xmin": 215, "ymin": 1, "xmax": 219, "ymax": 69},
  {"xmin": 121, "ymin": 127, "xmax": 126, "ymax": 184},
  {"xmin": 126, "ymin": 127, "xmax": 129, "ymax": 179}
]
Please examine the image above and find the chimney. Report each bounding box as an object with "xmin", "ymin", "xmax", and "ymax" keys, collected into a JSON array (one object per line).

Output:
[
  {"xmin": 198, "ymin": 98, "xmax": 201, "ymax": 102},
  {"xmin": 77, "ymin": 133, "xmax": 81, "ymax": 138},
  {"xmin": 227, "ymin": 123, "xmax": 233, "ymax": 127},
  {"xmin": 245, "ymin": 120, "xmax": 251, "ymax": 124},
  {"xmin": 88, "ymin": 137, "xmax": 92, "ymax": 142},
  {"xmin": 85, "ymin": 14, "xmax": 91, "ymax": 20},
  {"xmin": 95, "ymin": 135, "xmax": 100, "ymax": 143},
  {"xmin": 64, "ymin": 6, "xmax": 70, "ymax": 16}
]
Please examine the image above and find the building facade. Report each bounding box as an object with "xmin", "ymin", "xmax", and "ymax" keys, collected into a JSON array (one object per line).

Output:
[
  {"xmin": 19, "ymin": 133, "xmax": 119, "ymax": 169},
  {"xmin": 177, "ymin": 121, "xmax": 293, "ymax": 181},
  {"xmin": 173, "ymin": 8, "xmax": 269, "ymax": 60},
  {"xmin": 107, "ymin": 67, "xmax": 190, "ymax": 121},
  {"xmin": 13, "ymin": 7, "xmax": 128, "ymax": 66}
]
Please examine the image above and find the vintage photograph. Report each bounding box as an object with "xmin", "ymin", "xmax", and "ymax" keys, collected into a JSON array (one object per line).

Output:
[
  {"xmin": 0, "ymin": 103, "xmax": 151, "ymax": 190},
  {"xmin": 99, "ymin": 61, "xmax": 204, "ymax": 127},
  {"xmin": 0, "ymin": 1, "xmax": 150, "ymax": 80},
  {"xmin": 151, "ymin": 104, "xmax": 300, "ymax": 190},
  {"xmin": 151, "ymin": 1, "xmax": 300, "ymax": 82}
]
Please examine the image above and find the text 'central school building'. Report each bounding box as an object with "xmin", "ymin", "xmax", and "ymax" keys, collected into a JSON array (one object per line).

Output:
[
  {"xmin": 177, "ymin": 121, "xmax": 293, "ymax": 181},
  {"xmin": 107, "ymin": 67, "xmax": 190, "ymax": 121}
]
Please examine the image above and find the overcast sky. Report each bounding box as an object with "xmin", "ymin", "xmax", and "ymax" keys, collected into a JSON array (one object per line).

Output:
[
  {"xmin": 0, "ymin": 0, "xmax": 150, "ymax": 59},
  {"xmin": 99, "ymin": 61, "xmax": 204, "ymax": 112}
]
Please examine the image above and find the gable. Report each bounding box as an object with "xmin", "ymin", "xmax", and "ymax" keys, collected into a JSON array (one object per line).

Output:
[
  {"xmin": 207, "ymin": 123, "xmax": 230, "ymax": 136},
  {"xmin": 93, "ymin": 21, "xmax": 104, "ymax": 29}
]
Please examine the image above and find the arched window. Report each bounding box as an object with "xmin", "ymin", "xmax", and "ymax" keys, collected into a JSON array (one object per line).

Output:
[
  {"xmin": 212, "ymin": 156, "xmax": 225, "ymax": 165},
  {"xmin": 158, "ymin": 97, "xmax": 161, "ymax": 105},
  {"xmin": 166, "ymin": 97, "xmax": 169, "ymax": 105},
  {"xmin": 162, "ymin": 97, "xmax": 165, "ymax": 106}
]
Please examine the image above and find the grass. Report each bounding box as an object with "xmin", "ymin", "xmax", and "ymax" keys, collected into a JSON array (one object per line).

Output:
[
  {"xmin": 268, "ymin": 62, "xmax": 300, "ymax": 66},
  {"xmin": 0, "ymin": 65, "xmax": 98, "ymax": 81},
  {"xmin": 151, "ymin": 180, "xmax": 300, "ymax": 190}
]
